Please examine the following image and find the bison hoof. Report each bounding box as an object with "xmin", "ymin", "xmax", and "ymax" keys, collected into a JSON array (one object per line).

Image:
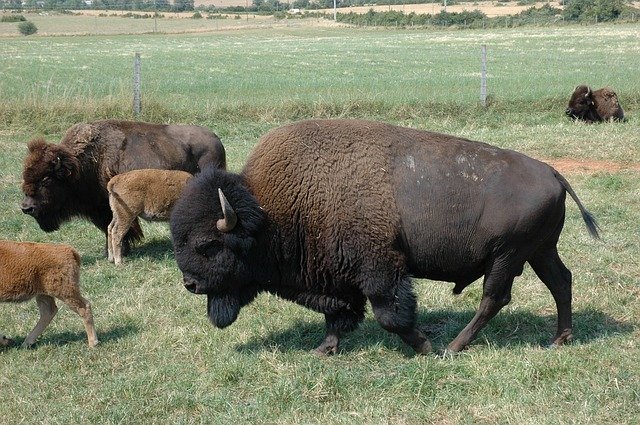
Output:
[
  {"xmin": 549, "ymin": 329, "xmax": 573, "ymax": 348},
  {"xmin": 1, "ymin": 336, "xmax": 14, "ymax": 347},
  {"xmin": 413, "ymin": 339, "xmax": 433, "ymax": 355},
  {"xmin": 313, "ymin": 345, "xmax": 338, "ymax": 357}
]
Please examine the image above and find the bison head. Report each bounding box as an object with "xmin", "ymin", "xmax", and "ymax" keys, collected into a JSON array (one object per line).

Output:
[
  {"xmin": 170, "ymin": 167, "xmax": 265, "ymax": 328},
  {"xmin": 565, "ymin": 85, "xmax": 597, "ymax": 121},
  {"xmin": 21, "ymin": 138, "xmax": 80, "ymax": 231}
]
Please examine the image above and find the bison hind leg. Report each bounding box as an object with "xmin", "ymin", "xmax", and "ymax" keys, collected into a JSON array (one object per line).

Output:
[{"xmin": 528, "ymin": 246, "xmax": 573, "ymax": 347}]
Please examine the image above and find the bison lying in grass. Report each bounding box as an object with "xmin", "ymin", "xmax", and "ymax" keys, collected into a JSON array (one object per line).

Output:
[
  {"xmin": 170, "ymin": 119, "xmax": 599, "ymax": 356},
  {"xmin": 0, "ymin": 240, "xmax": 98, "ymax": 348},
  {"xmin": 21, "ymin": 120, "xmax": 226, "ymax": 256},
  {"xmin": 566, "ymin": 85, "xmax": 625, "ymax": 122}
]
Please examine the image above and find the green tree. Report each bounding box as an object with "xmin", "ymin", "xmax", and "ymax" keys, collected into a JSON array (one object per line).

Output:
[
  {"xmin": 173, "ymin": 0, "xmax": 194, "ymax": 11},
  {"xmin": 18, "ymin": 21, "xmax": 38, "ymax": 36}
]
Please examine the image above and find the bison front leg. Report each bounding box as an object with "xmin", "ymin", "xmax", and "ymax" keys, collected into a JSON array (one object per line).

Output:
[
  {"xmin": 367, "ymin": 278, "xmax": 432, "ymax": 355},
  {"xmin": 315, "ymin": 297, "xmax": 366, "ymax": 356}
]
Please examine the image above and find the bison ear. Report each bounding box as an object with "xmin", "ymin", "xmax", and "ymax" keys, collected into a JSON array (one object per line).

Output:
[
  {"xmin": 51, "ymin": 149, "xmax": 80, "ymax": 181},
  {"xmin": 216, "ymin": 188, "xmax": 238, "ymax": 233}
]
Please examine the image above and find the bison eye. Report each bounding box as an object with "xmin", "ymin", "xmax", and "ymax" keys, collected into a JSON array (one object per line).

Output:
[
  {"xmin": 41, "ymin": 176, "xmax": 52, "ymax": 186},
  {"xmin": 195, "ymin": 240, "xmax": 222, "ymax": 258}
]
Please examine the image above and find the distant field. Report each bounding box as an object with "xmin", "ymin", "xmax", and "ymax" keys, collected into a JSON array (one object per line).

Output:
[{"xmin": 1, "ymin": 22, "xmax": 639, "ymax": 424}]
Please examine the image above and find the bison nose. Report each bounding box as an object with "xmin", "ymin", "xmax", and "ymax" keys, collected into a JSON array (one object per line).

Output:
[
  {"xmin": 21, "ymin": 198, "xmax": 37, "ymax": 215},
  {"xmin": 183, "ymin": 276, "xmax": 202, "ymax": 294},
  {"xmin": 21, "ymin": 203, "xmax": 34, "ymax": 215}
]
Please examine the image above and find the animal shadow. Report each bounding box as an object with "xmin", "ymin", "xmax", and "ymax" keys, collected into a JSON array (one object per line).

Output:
[
  {"xmin": 2, "ymin": 322, "xmax": 139, "ymax": 350},
  {"xmin": 128, "ymin": 238, "xmax": 175, "ymax": 262},
  {"xmin": 235, "ymin": 307, "xmax": 634, "ymax": 355}
]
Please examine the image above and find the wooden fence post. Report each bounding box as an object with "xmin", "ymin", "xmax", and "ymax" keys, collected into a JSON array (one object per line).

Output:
[
  {"xmin": 133, "ymin": 53, "xmax": 141, "ymax": 117},
  {"xmin": 480, "ymin": 45, "xmax": 487, "ymax": 107}
]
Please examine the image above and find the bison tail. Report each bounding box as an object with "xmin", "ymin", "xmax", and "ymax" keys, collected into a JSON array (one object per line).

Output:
[{"xmin": 554, "ymin": 171, "xmax": 600, "ymax": 239}]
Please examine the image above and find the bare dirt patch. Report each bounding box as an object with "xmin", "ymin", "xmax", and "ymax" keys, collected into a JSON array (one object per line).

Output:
[{"xmin": 542, "ymin": 158, "xmax": 640, "ymax": 174}]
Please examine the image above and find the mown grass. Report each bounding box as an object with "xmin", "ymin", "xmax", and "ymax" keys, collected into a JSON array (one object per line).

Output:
[{"xmin": 1, "ymin": 21, "xmax": 639, "ymax": 424}]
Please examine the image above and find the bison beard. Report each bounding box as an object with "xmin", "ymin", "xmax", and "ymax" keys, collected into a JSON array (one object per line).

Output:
[
  {"xmin": 207, "ymin": 293, "xmax": 240, "ymax": 329},
  {"xmin": 170, "ymin": 119, "xmax": 600, "ymax": 356}
]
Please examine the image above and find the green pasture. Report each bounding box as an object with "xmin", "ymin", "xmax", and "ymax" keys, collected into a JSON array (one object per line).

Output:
[{"xmin": 0, "ymin": 20, "xmax": 639, "ymax": 424}]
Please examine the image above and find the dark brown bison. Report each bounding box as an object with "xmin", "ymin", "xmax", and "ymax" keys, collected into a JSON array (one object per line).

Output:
[
  {"xmin": 170, "ymin": 119, "xmax": 599, "ymax": 356},
  {"xmin": 565, "ymin": 85, "xmax": 625, "ymax": 122},
  {"xmin": 22, "ymin": 120, "xmax": 226, "ymax": 253}
]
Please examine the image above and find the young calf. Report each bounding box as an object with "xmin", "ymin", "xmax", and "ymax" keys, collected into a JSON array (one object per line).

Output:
[
  {"xmin": 107, "ymin": 169, "xmax": 193, "ymax": 265},
  {"xmin": 0, "ymin": 240, "xmax": 98, "ymax": 348}
]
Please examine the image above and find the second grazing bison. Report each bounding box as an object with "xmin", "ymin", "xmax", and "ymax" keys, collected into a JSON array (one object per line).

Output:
[
  {"xmin": 21, "ymin": 120, "xmax": 226, "ymax": 254},
  {"xmin": 565, "ymin": 85, "xmax": 625, "ymax": 122},
  {"xmin": 170, "ymin": 119, "xmax": 599, "ymax": 355}
]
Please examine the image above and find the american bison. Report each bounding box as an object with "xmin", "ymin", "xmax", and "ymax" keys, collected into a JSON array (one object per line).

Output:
[
  {"xmin": 170, "ymin": 119, "xmax": 599, "ymax": 356},
  {"xmin": 0, "ymin": 240, "xmax": 98, "ymax": 348},
  {"xmin": 565, "ymin": 85, "xmax": 625, "ymax": 122},
  {"xmin": 21, "ymin": 120, "xmax": 226, "ymax": 254},
  {"xmin": 107, "ymin": 169, "xmax": 192, "ymax": 265}
]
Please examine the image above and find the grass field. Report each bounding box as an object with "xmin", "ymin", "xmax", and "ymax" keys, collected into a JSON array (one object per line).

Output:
[{"xmin": 1, "ymin": 19, "xmax": 639, "ymax": 424}]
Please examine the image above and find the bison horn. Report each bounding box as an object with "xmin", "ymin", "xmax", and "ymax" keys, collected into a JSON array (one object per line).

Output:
[{"xmin": 216, "ymin": 188, "xmax": 237, "ymax": 233}]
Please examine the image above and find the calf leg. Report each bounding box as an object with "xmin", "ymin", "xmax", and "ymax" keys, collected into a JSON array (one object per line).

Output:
[
  {"xmin": 110, "ymin": 215, "xmax": 136, "ymax": 265},
  {"xmin": 59, "ymin": 293, "xmax": 99, "ymax": 347},
  {"xmin": 107, "ymin": 218, "xmax": 116, "ymax": 263},
  {"xmin": 447, "ymin": 266, "xmax": 516, "ymax": 353},
  {"xmin": 22, "ymin": 295, "xmax": 58, "ymax": 348},
  {"xmin": 366, "ymin": 277, "xmax": 431, "ymax": 355},
  {"xmin": 529, "ymin": 246, "xmax": 573, "ymax": 347}
]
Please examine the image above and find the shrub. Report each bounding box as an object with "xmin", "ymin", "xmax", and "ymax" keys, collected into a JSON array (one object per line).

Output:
[
  {"xmin": 192, "ymin": 11, "xmax": 203, "ymax": 19},
  {"xmin": 17, "ymin": 21, "xmax": 37, "ymax": 36},
  {"xmin": 1, "ymin": 15, "xmax": 26, "ymax": 23}
]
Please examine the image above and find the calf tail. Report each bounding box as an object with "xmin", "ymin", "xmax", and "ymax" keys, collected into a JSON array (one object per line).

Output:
[{"xmin": 554, "ymin": 170, "xmax": 600, "ymax": 239}]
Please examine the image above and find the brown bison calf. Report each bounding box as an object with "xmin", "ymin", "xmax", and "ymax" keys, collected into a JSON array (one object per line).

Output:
[
  {"xmin": 107, "ymin": 169, "xmax": 192, "ymax": 265},
  {"xmin": 0, "ymin": 240, "xmax": 98, "ymax": 348},
  {"xmin": 566, "ymin": 85, "xmax": 625, "ymax": 122}
]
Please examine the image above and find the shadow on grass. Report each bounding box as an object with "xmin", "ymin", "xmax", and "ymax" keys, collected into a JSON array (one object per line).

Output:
[
  {"xmin": 235, "ymin": 307, "xmax": 635, "ymax": 355},
  {"xmin": 128, "ymin": 238, "xmax": 174, "ymax": 261},
  {"xmin": 5, "ymin": 322, "xmax": 140, "ymax": 350},
  {"xmin": 81, "ymin": 238, "xmax": 175, "ymax": 264}
]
